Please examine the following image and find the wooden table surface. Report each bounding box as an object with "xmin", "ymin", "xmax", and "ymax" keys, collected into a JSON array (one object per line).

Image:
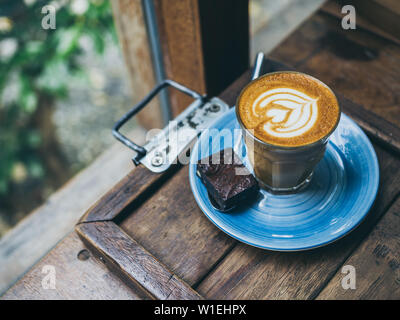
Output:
[{"xmin": 2, "ymin": 4, "xmax": 400, "ymax": 300}]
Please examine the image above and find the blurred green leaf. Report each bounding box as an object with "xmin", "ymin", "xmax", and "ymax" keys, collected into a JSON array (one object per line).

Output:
[
  {"xmin": 36, "ymin": 58, "xmax": 69, "ymax": 95},
  {"xmin": 18, "ymin": 75, "xmax": 38, "ymax": 113},
  {"xmin": 21, "ymin": 90, "xmax": 38, "ymax": 112},
  {"xmin": 26, "ymin": 130, "xmax": 41, "ymax": 148},
  {"xmin": 56, "ymin": 26, "xmax": 82, "ymax": 58},
  {"xmin": 0, "ymin": 0, "xmax": 115, "ymax": 201},
  {"xmin": 0, "ymin": 180, "xmax": 8, "ymax": 194},
  {"xmin": 85, "ymin": 30, "xmax": 104, "ymax": 54},
  {"xmin": 25, "ymin": 41, "xmax": 43, "ymax": 56},
  {"xmin": 27, "ymin": 160, "xmax": 44, "ymax": 178}
]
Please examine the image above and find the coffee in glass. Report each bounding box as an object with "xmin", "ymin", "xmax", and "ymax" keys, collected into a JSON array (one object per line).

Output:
[{"xmin": 236, "ymin": 71, "xmax": 341, "ymax": 193}]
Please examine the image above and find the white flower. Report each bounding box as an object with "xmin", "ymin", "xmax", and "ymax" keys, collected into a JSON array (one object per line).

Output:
[
  {"xmin": 70, "ymin": 0, "xmax": 89, "ymax": 15},
  {"xmin": 1, "ymin": 72, "xmax": 19, "ymax": 107},
  {"xmin": 24, "ymin": 0, "xmax": 37, "ymax": 6},
  {"xmin": 49, "ymin": 0, "xmax": 68, "ymax": 11},
  {"xmin": 0, "ymin": 38, "xmax": 18, "ymax": 61}
]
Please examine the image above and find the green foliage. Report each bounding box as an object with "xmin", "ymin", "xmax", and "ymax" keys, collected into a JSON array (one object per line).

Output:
[{"xmin": 0, "ymin": 0, "xmax": 116, "ymax": 194}]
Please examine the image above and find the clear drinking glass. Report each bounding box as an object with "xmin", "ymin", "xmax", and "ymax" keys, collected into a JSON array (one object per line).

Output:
[{"xmin": 236, "ymin": 72, "xmax": 341, "ymax": 194}]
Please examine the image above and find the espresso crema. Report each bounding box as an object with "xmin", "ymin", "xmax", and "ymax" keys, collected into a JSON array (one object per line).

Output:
[{"xmin": 237, "ymin": 72, "xmax": 340, "ymax": 147}]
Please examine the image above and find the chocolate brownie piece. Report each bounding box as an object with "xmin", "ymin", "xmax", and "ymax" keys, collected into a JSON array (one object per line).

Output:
[{"xmin": 197, "ymin": 148, "xmax": 259, "ymax": 211}]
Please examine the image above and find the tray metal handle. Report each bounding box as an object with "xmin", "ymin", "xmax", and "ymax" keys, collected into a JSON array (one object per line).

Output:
[{"xmin": 112, "ymin": 79, "xmax": 204, "ymax": 162}]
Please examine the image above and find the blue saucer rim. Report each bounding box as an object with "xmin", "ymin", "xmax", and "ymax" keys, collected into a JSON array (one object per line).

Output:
[{"xmin": 189, "ymin": 109, "xmax": 379, "ymax": 252}]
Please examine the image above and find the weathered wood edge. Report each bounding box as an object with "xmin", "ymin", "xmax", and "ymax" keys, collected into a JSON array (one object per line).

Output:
[
  {"xmin": 74, "ymin": 59, "xmax": 399, "ymax": 300},
  {"xmin": 73, "ymin": 69, "xmax": 251, "ymax": 300},
  {"xmin": 77, "ymin": 164, "xmax": 170, "ymax": 223},
  {"xmin": 76, "ymin": 221, "xmax": 203, "ymax": 300},
  {"xmin": 263, "ymin": 59, "xmax": 400, "ymax": 156},
  {"xmin": 111, "ymin": 0, "xmax": 164, "ymax": 129}
]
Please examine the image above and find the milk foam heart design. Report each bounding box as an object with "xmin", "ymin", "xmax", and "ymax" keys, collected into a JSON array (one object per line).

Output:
[
  {"xmin": 237, "ymin": 71, "xmax": 340, "ymax": 147},
  {"xmin": 252, "ymin": 88, "xmax": 318, "ymax": 138}
]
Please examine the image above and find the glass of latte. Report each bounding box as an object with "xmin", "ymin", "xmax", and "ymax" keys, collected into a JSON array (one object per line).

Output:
[{"xmin": 236, "ymin": 71, "xmax": 341, "ymax": 194}]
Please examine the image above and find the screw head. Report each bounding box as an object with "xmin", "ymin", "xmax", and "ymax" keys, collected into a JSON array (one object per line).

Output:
[
  {"xmin": 151, "ymin": 153, "xmax": 164, "ymax": 167},
  {"xmin": 210, "ymin": 104, "xmax": 220, "ymax": 112}
]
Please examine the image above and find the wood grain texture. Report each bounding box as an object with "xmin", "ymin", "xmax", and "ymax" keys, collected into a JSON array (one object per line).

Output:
[
  {"xmin": 0, "ymin": 142, "xmax": 136, "ymax": 295},
  {"xmin": 197, "ymin": 143, "xmax": 400, "ymax": 300},
  {"xmin": 76, "ymin": 221, "xmax": 202, "ymax": 300},
  {"xmin": 262, "ymin": 60, "xmax": 400, "ymax": 155},
  {"xmin": 317, "ymin": 196, "xmax": 400, "ymax": 300},
  {"xmin": 344, "ymin": 0, "xmax": 400, "ymax": 41},
  {"xmin": 154, "ymin": 0, "xmax": 249, "ymax": 115},
  {"xmin": 111, "ymin": 0, "xmax": 163, "ymax": 129},
  {"xmin": 322, "ymin": 0, "xmax": 400, "ymax": 46},
  {"xmin": 79, "ymin": 164, "xmax": 172, "ymax": 223},
  {"xmin": 120, "ymin": 166, "xmax": 236, "ymax": 286},
  {"xmin": 1, "ymin": 232, "xmax": 145, "ymax": 300},
  {"xmin": 269, "ymin": 8, "xmax": 400, "ymax": 128},
  {"xmin": 154, "ymin": 0, "xmax": 206, "ymax": 115}
]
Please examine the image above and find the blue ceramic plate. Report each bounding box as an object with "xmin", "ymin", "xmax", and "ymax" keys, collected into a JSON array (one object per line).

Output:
[{"xmin": 189, "ymin": 109, "xmax": 379, "ymax": 251}]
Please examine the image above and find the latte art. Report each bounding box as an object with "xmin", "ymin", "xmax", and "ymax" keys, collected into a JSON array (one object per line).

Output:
[
  {"xmin": 237, "ymin": 72, "xmax": 340, "ymax": 147},
  {"xmin": 252, "ymin": 88, "xmax": 318, "ymax": 138}
]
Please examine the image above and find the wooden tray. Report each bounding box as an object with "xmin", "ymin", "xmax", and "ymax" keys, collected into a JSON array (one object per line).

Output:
[{"xmin": 75, "ymin": 59, "xmax": 400, "ymax": 300}]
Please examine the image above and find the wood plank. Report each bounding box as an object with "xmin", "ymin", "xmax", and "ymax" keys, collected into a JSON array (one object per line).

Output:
[
  {"xmin": 154, "ymin": 0, "xmax": 249, "ymax": 115},
  {"xmin": 1, "ymin": 232, "xmax": 145, "ymax": 300},
  {"xmin": 269, "ymin": 10, "xmax": 400, "ymax": 128},
  {"xmin": 154, "ymin": 0, "xmax": 205, "ymax": 115},
  {"xmin": 317, "ymin": 196, "xmax": 400, "ymax": 299},
  {"xmin": 111, "ymin": 0, "xmax": 163, "ymax": 129},
  {"xmin": 322, "ymin": 0, "xmax": 400, "ymax": 46},
  {"xmin": 197, "ymin": 143, "xmax": 400, "ymax": 299},
  {"xmin": 79, "ymin": 164, "xmax": 176, "ymax": 223},
  {"xmin": 0, "ymin": 141, "xmax": 136, "ymax": 295},
  {"xmin": 76, "ymin": 221, "xmax": 202, "ymax": 300},
  {"xmin": 119, "ymin": 166, "xmax": 236, "ymax": 286},
  {"xmin": 345, "ymin": 0, "xmax": 400, "ymax": 41}
]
